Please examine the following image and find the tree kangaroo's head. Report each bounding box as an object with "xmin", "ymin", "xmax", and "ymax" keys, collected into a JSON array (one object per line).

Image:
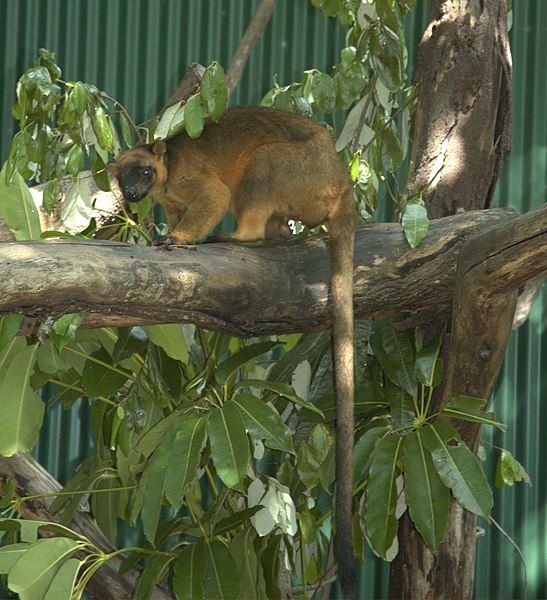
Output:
[{"xmin": 109, "ymin": 139, "xmax": 168, "ymax": 202}]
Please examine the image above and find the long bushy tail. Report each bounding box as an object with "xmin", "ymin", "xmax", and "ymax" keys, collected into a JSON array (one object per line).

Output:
[{"xmin": 329, "ymin": 207, "xmax": 357, "ymax": 599}]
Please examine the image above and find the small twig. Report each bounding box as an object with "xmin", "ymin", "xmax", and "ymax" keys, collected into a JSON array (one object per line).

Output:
[
  {"xmin": 226, "ymin": 0, "xmax": 278, "ymax": 93},
  {"xmin": 100, "ymin": 91, "xmax": 144, "ymax": 144},
  {"xmin": 490, "ymin": 516, "xmax": 527, "ymax": 600}
]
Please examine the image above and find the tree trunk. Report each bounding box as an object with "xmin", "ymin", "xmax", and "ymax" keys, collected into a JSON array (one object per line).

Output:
[{"xmin": 390, "ymin": 1, "xmax": 514, "ymax": 598}]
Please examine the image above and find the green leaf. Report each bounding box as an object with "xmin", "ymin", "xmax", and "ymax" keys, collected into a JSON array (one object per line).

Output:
[
  {"xmin": 386, "ymin": 381, "xmax": 415, "ymax": 428},
  {"xmin": 184, "ymin": 94, "xmax": 206, "ymax": 139},
  {"xmin": 66, "ymin": 145, "xmax": 84, "ymax": 176},
  {"xmin": 91, "ymin": 150, "xmax": 111, "ymax": 192},
  {"xmin": 370, "ymin": 317, "xmax": 417, "ymax": 398},
  {"xmin": 0, "ymin": 343, "xmax": 44, "ymax": 456},
  {"xmin": 213, "ymin": 506, "xmax": 263, "ymax": 536},
  {"xmin": 7, "ymin": 537, "xmax": 80, "ymax": 599},
  {"xmin": 91, "ymin": 476, "xmax": 122, "ymax": 544},
  {"xmin": 91, "ymin": 106, "xmax": 114, "ymax": 151},
  {"xmin": 207, "ymin": 403, "xmax": 249, "ymax": 489},
  {"xmin": 0, "ymin": 315, "xmax": 22, "ymax": 354},
  {"xmin": 135, "ymin": 411, "xmax": 182, "ymax": 459},
  {"xmin": 402, "ymin": 200, "xmax": 429, "ymax": 248},
  {"xmin": 260, "ymin": 535, "xmax": 282, "ymax": 599},
  {"xmin": 42, "ymin": 179, "xmax": 62, "ymax": 214},
  {"xmin": 204, "ymin": 541, "xmax": 240, "ymax": 599},
  {"xmin": 60, "ymin": 179, "xmax": 93, "ymax": 233},
  {"xmin": 404, "ymin": 430, "xmax": 450, "ymax": 552},
  {"xmin": 201, "ymin": 61, "xmax": 228, "ymax": 122},
  {"xmin": 0, "ymin": 543, "xmax": 29, "ymax": 574},
  {"xmin": 230, "ymin": 529, "xmax": 266, "ymax": 600},
  {"xmin": 112, "ymin": 327, "xmax": 147, "ymax": 364},
  {"xmin": 364, "ymin": 433, "xmax": 403, "ymax": 559},
  {"xmin": 143, "ymin": 324, "xmax": 188, "ymax": 363},
  {"xmin": 134, "ymin": 555, "xmax": 173, "ymax": 600},
  {"xmin": 81, "ymin": 347, "xmax": 129, "ymax": 397},
  {"xmin": 236, "ymin": 379, "xmax": 324, "ymax": 417},
  {"xmin": 232, "ymin": 393, "xmax": 294, "ymax": 453},
  {"xmin": 43, "ymin": 558, "xmax": 81, "ymax": 600},
  {"xmin": 415, "ymin": 330, "xmax": 443, "ymax": 386},
  {"xmin": 215, "ymin": 341, "xmax": 280, "ymax": 386},
  {"xmin": 50, "ymin": 312, "xmax": 83, "ymax": 352},
  {"xmin": 422, "ymin": 421, "xmax": 492, "ymax": 518},
  {"xmin": 155, "ymin": 102, "xmax": 186, "ymax": 140},
  {"xmin": 140, "ymin": 428, "xmax": 175, "ymax": 543},
  {"xmin": 495, "ymin": 450, "xmax": 531, "ymax": 489},
  {"xmin": 165, "ymin": 415, "xmax": 207, "ymax": 511},
  {"xmin": 120, "ymin": 112, "xmax": 135, "ymax": 147},
  {"xmin": 173, "ymin": 542, "xmax": 206, "ymax": 600},
  {"xmin": 0, "ymin": 166, "xmax": 41, "ymax": 240},
  {"xmin": 353, "ymin": 426, "xmax": 387, "ymax": 482},
  {"xmin": 442, "ymin": 396, "xmax": 507, "ymax": 432}
]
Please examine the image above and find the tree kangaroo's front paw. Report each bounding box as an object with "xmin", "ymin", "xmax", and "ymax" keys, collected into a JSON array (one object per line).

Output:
[{"xmin": 153, "ymin": 235, "xmax": 191, "ymax": 249}]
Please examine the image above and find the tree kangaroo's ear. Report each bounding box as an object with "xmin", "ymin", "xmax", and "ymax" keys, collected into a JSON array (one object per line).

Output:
[{"xmin": 151, "ymin": 139, "xmax": 167, "ymax": 156}]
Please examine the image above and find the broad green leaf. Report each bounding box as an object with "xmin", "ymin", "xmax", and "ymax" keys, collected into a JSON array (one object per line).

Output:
[
  {"xmin": 370, "ymin": 318, "xmax": 417, "ymax": 398},
  {"xmin": 260, "ymin": 535, "xmax": 282, "ymax": 600},
  {"xmin": 382, "ymin": 125, "xmax": 403, "ymax": 171},
  {"xmin": 135, "ymin": 411, "xmax": 182, "ymax": 459},
  {"xmin": 354, "ymin": 426, "xmax": 387, "ymax": 482},
  {"xmin": 81, "ymin": 347, "xmax": 129, "ymax": 397},
  {"xmin": 134, "ymin": 555, "xmax": 173, "ymax": 600},
  {"xmin": 0, "ymin": 543, "xmax": 29, "ymax": 574},
  {"xmin": 0, "ymin": 315, "xmax": 22, "ymax": 354},
  {"xmin": 173, "ymin": 542, "xmax": 206, "ymax": 600},
  {"xmin": 213, "ymin": 506, "xmax": 262, "ymax": 536},
  {"xmin": 8, "ymin": 537, "xmax": 80, "ymax": 599},
  {"xmin": 91, "ymin": 476, "xmax": 122, "ymax": 544},
  {"xmin": 91, "ymin": 150, "xmax": 111, "ymax": 192},
  {"xmin": 155, "ymin": 102, "xmax": 185, "ymax": 140},
  {"xmin": 207, "ymin": 403, "xmax": 249, "ymax": 489},
  {"xmin": 112, "ymin": 327, "xmax": 147, "ymax": 364},
  {"xmin": 386, "ymin": 381, "xmax": 415, "ymax": 429},
  {"xmin": 184, "ymin": 94, "xmax": 206, "ymax": 139},
  {"xmin": 0, "ymin": 337, "xmax": 26, "ymax": 381},
  {"xmin": 404, "ymin": 430, "xmax": 449, "ymax": 552},
  {"xmin": 200, "ymin": 62, "xmax": 228, "ymax": 122},
  {"xmin": 415, "ymin": 330, "xmax": 443, "ymax": 387},
  {"xmin": 230, "ymin": 529, "xmax": 267, "ymax": 600},
  {"xmin": 0, "ymin": 518, "xmax": 87, "ymax": 544},
  {"xmin": 422, "ymin": 421, "xmax": 492, "ymax": 518},
  {"xmin": 236, "ymin": 379, "xmax": 324, "ymax": 417},
  {"xmin": 364, "ymin": 434, "xmax": 403, "ymax": 559},
  {"xmin": 66, "ymin": 145, "xmax": 84, "ymax": 176},
  {"xmin": 166, "ymin": 415, "xmax": 207, "ymax": 511},
  {"xmin": 60, "ymin": 179, "xmax": 93, "ymax": 233},
  {"xmin": 232, "ymin": 393, "xmax": 294, "ymax": 453},
  {"xmin": 91, "ymin": 106, "xmax": 114, "ymax": 151},
  {"xmin": 140, "ymin": 428, "xmax": 176, "ymax": 543},
  {"xmin": 43, "ymin": 558, "xmax": 81, "ymax": 600},
  {"xmin": 402, "ymin": 200, "xmax": 429, "ymax": 248},
  {"xmin": 120, "ymin": 112, "xmax": 135, "ymax": 147},
  {"xmin": 204, "ymin": 540, "xmax": 240, "ymax": 599},
  {"xmin": 495, "ymin": 450, "xmax": 531, "ymax": 489},
  {"xmin": 37, "ymin": 340, "xmax": 68, "ymax": 374},
  {"xmin": 143, "ymin": 324, "xmax": 188, "ymax": 363},
  {"xmin": 0, "ymin": 166, "xmax": 41, "ymax": 240},
  {"xmin": 442, "ymin": 396, "xmax": 507, "ymax": 432},
  {"xmin": 0, "ymin": 343, "xmax": 44, "ymax": 456},
  {"xmin": 215, "ymin": 341, "xmax": 281, "ymax": 386},
  {"xmin": 50, "ymin": 312, "xmax": 83, "ymax": 352}
]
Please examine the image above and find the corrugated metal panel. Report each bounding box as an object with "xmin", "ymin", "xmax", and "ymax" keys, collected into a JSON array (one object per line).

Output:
[{"xmin": 0, "ymin": 1, "xmax": 544, "ymax": 598}]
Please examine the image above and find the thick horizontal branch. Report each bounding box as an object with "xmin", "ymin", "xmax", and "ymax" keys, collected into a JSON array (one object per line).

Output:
[{"xmin": 0, "ymin": 209, "xmax": 515, "ymax": 336}]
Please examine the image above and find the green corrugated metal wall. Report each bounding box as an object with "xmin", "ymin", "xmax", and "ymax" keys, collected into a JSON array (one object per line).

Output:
[{"xmin": 0, "ymin": 1, "xmax": 544, "ymax": 598}]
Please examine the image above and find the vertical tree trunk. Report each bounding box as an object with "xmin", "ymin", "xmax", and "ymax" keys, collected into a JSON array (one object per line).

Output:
[{"xmin": 389, "ymin": 1, "xmax": 512, "ymax": 598}]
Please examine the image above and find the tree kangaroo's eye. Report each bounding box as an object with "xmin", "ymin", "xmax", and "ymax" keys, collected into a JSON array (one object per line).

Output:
[{"xmin": 142, "ymin": 167, "xmax": 153, "ymax": 177}]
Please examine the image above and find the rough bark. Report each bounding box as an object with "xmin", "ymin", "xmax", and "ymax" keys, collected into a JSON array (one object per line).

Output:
[
  {"xmin": 390, "ymin": 1, "xmax": 515, "ymax": 598},
  {"xmin": 0, "ymin": 209, "xmax": 515, "ymax": 335},
  {"xmin": 408, "ymin": 0, "xmax": 512, "ymax": 218},
  {"xmin": 0, "ymin": 454, "xmax": 172, "ymax": 600}
]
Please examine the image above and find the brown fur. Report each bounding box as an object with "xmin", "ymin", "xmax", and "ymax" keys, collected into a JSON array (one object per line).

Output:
[{"xmin": 111, "ymin": 106, "xmax": 357, "ymax": 597}]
